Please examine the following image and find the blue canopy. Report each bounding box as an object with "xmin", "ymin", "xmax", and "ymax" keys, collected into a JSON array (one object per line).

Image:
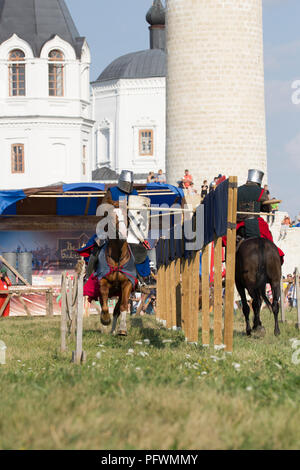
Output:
[
  {"xmin": 0, "ymin": 182, "xmax": 183, "ymax": 217},
  {"xmin": 146, "ymin": 183, "xmax": 184, "ymax": 207},
  {"xmin": 0, "ymin": 190, "xmax": 26, "ymax": 215},
  {"xmin": 57, "ymin": 183, "xmax": 105, "ymax": 216},
  {"xmin": 62, "ymin": 183, "xmax": 105, "ymax": 192},
  {"xmin": 0, "ymin": 183, "xmax": 105, "ymax": 216}
]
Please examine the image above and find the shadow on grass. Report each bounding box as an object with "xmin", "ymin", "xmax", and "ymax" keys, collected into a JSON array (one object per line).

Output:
[{"xmin": 130, "ymin": 316, "xmax": 185, "ymax": 350}]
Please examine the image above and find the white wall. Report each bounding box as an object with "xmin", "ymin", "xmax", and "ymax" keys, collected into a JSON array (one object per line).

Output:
[{"xmin": 92, "ymin": 77, "xmax": 166, "ymax": 175}]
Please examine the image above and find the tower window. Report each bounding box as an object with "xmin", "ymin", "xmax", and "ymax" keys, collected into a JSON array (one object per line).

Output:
[
  {"xmin": 48, "ymin": 50, "xmax": 64, "ymax": 96},
  {"xmin": 139, "ymin": 130, "xmax": 153, "ymax": 156},
  {"xmin": 11, "ymin": 144, "xmax": 25, "ymax": 173},
  {"xmin": 9, "ymin": 49, "xmax": 26, "ymax": 96}
]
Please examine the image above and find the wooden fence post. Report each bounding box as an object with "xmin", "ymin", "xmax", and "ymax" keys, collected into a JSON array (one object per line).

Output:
[
  {"xmin": 189, "ymin": 251, "xmax": 200, "ymax": 343},
  {"xmin": 295, "ymin": 268, "xmax": 300, "ymax": 330},
  {"xmin": 60, "ymin": 272, "xmax": 67, "ymax": 352},
  {"xmin": 280, "ymin": 277, "xmax": 285, "ymax": 323},
  {"xmin": 213, "ymin": 237, "xmax": 223, "ymax": 346},
  {"xmin": 181, "ymin": 257, "xmax": 189, "ymax": 338},
  {"xmin": 201, "ymin": 244, "xmax": 210, "ymax": 346},
  {"xmin": 224, "ymin": 176, "xmax": 238, "ymax": 353},
  {"xmin": 156, "ymin": 264, "xmax": 162, "ymax": 323},
  {"xmin": 169, "ymin": 259, "xmax": 177, "ymax": 329},
  {"xmin": 175, "ymin": 258, "xmax": 182, "ymax": 329},
  {"xmin": 46, "ymin": 289, "xmax": 54, "ymax": 317},
  {"xmin": 73, "ymin": 270, "xmax": 86, "ymax": 364}
]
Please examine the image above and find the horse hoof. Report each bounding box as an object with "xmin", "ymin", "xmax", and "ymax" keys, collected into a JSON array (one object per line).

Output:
[
  {"xmin": 252, "ymin": 326, "xmax": 266, "ymax": 338},
  {"xmin": 118, "ymin": 330, "xmax": 127, "ymax": 337},
  {"xmin": 274, "ymin": 329, "xmax": 281, "ymax": 337},
  {"xmin": 100, "ymin": 313, "xmax": 111, "ymax": 326}
]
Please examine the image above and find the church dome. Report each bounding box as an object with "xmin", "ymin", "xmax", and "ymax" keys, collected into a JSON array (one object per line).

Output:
[
  {"xmin": 146, "ymin": 0, "xmax": 166, "ymax": 26},
  {"xmin": 95, "ymin": 48, "xmax": 166, "ymax": 83},
  {"xmin": 0, "ymin": 0, "xmax": 84, "ymax": 58}
]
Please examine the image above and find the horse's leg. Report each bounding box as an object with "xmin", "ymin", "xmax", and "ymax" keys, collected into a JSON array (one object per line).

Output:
[
  {"xmin": 271, "ymin": 283, "xmax": 281, "ymax": 336},
  {"xmin": 111, "ymin": 297, "xmax": 121, "ymax": 335},
  {"xmin": 251, "ymin": 289, "xmax": 265, "ymax": 336},
  {"xmin": 118, "ymin": 280, "xmax": 132, "ymax": 336},
  {"xmin": 236, "ymin": 281, "xmax": 251, "ymax": 336},
  {"xmin": 99, "ymin": 279, "xmax": 111, "ymax": 326}
]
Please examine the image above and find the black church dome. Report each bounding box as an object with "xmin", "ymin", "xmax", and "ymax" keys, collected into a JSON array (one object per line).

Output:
[
  {"xmin": 95, "ymin": 48, "xmax": 166, "ymax": 83},
  {"xmin": 146, "ymin": 0, "xmax": 166, "ymax": 26},
  {"xmin": 0, "ymin": 0, "xmax": 84, "ymax": 58}
]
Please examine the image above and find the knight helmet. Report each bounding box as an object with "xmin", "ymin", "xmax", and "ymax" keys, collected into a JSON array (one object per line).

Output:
[
  {"xmin": 118, "ymin": 170, "xmax": 134, "ymax": 194},
  {"xmin": 247, "ymin": 169, "xmax": 264, "ymax": 186}
]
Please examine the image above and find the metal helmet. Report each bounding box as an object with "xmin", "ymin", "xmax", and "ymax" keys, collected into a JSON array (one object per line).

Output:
[
  {"xmin": 118, "ymin": 170, "xmax": 134, "ymax": 194},
  {"xmin": 247, "ymin": 169, "xmax": 264, "ymax": 186}
]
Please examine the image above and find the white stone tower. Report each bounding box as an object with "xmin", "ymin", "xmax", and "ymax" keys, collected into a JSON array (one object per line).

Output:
[{"xmin": 165, "ymin": 0, "xmax": 268, "ymax": 188}]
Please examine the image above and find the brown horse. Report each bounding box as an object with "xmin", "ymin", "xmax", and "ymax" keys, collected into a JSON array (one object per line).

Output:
[
  {"xmin": 98, "ymin": 209, "xmax": 134, "ymax": 336},
  {"xmin": 235, "ymin": 237, "xmax": 282, "ymax": 337}
]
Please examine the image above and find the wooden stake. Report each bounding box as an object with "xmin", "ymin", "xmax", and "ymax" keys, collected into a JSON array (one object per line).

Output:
[
  {"xmin": 181, "ymin": 257, "xmax": 190, "ymax": 338},
  {"xmin": 214, "ymin": 237, "xmax": 223, "ymax": 346},
  {"xmin": 295, "ymin": 268, "xmax": 300, "ymax": 330},
  {"xmin": 73, "ymin": 271, "xmax": 85, "ymax": 364},
  {"xmin": 46, "ymin": 290, "xmax": 54, "ymax": 317},
  {"xmin": 201, "ymin": 245, "xmax": 210, "ymax": 346},
  {"xmin": 280, "ymin": 277, "xmax": 285, "ymax": 323},
  {"xmin": 60, "ymin": 272, "xmax": 67, "ymax": 352},
  {"xmin": 224, "ymin": 176, "xmax": 238, "ymax": 353},
  {"xmin": 175, "ymin": 258, "xmax": 182, "ymax": 329},
  {"xmin": 156, "ymin": 265, "xmax": 162, "ymax": 322},
  {"xmin": 169, "ymin": 259, "xmax": 177, "ymax": 329},
  {"xmin": 165, "ymin": 260, "xmax": 172, "ymax": 329},
  {"xmin": 188, "ymin": 251, "xmax": 200, "ymax": 343}
]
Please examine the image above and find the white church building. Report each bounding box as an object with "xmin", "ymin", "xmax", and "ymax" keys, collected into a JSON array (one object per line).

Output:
[
  {"xmin": 91, "ymin": 1, "xmax": 166, "ymax": 180},
  {"xmin": 0, "ymin": 0, "xmax": 166, "ymax": 189}
]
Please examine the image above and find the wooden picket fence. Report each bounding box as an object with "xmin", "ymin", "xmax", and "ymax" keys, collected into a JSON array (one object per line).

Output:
[{"xmin": 155, "ymin": 176, "xmax": 238, "ymax": 352}]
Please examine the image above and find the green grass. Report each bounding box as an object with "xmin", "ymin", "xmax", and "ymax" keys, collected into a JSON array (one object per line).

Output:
[{"xmin": 0, "ymin": 309, "xmax": 300, "ymax": 450}]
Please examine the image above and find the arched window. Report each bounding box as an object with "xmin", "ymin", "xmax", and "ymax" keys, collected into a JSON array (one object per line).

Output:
[
  {"xmin": 48, "ymin": 50, "xmax": 64, "ymax": 96},
  {"xmin": 8, "ymin": 49, "xmax": 26, "ymax": 96}
]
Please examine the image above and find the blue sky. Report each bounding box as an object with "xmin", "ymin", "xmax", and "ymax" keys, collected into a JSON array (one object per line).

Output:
[{"xmin": 66, "ymin": 0, "xmax": 300, "ymax": 218}]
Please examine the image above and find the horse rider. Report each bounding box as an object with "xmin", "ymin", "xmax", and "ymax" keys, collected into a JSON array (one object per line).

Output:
[
  {"xmin": 237, "ymin": 169, "xmax": 270, "ymax": 239},
  {"xmin": 81, "ymin": 170, "xmax": 154, "ymax": 287}
]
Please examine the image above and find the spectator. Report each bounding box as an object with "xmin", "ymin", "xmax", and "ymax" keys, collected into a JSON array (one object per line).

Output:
[
  {"xmin": 147, "ymin": 171, "xmax": 155, "ymax": 183},
  {"xmin": 182, "ymin": 169, "xmax": 193, "ymax": 189},
  {"xmin": 201, "ymin": 180, "xmax": 209, "ymax": 199},
  {"xmin": 156, "ymin": 169, "xmax": 166, "ymax": 184},
  {"xmin": 209, "ymin": 180, "xmax": 216, "ymax": 192},
  {"xmin": 267, "ymin": 197, "xmax": 279, "ymax": 226},
  {"xmin": 216, "ymin": 174, "xmax": 226, "ymax": 186},
  {"xmin": 278, "ymin": 216, "xmax": 291, "ymax": 241},
  {"xmin": 264, "ymin": 184, "xmax": 270, "ymax": 200},
  {"xmin": 187, "ymin": 182, "xmax": 198, "ymax": 195}
]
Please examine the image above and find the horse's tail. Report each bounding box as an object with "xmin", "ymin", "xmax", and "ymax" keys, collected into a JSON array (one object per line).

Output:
[{"xmin": 256, "ymin": 238, "xmax": 273, "ymax": 312}]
